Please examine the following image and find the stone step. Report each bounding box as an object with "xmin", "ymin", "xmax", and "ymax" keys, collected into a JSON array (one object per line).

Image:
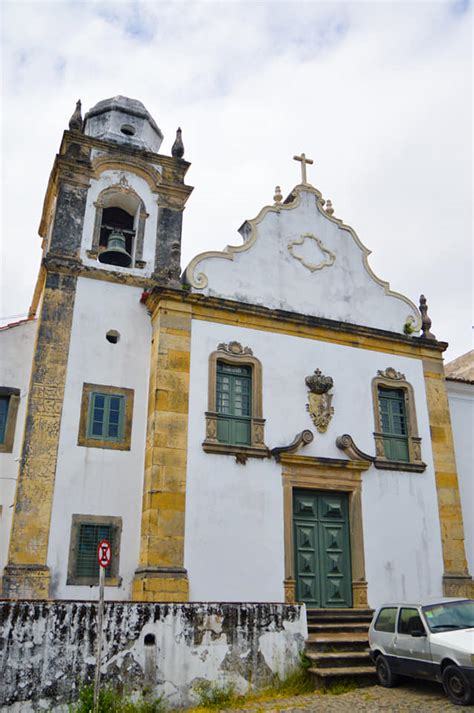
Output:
[
  {"xmin": 307, "ymin": 613, "xmax": 373, "ymax": 624},
  {"xmin": 308, "ymin": 621, "xmax": 370, "ymax": 634},
  {"xmin": 308, "ymin": 664, "xmax": 376, "ymax": 681},
  {"xmin": 306, "ymin": 631, "xmax": 369, "ymax": 652},
  {"xmin": 306, "ymin": 650, "xmax": 372, "ymax": 669},
  {"xmin": 307, "ymin": 608, "xmax": 374, "ymax": 619}
]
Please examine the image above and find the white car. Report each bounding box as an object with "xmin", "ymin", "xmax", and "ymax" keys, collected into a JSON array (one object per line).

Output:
[{"xmin": 369, "ymin": 598, "xmax": 474, "ymax": 706}]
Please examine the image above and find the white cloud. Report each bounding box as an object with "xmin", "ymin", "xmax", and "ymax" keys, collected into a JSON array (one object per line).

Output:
[{"xmin": 1, "ymin": 0, "xmax": 471, "ymax": 358}]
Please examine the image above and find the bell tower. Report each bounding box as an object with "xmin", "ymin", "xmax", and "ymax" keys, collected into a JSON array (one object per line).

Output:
[{"xmin": 3, "ymin": 97, "xmax": 193, "ymax": 599}]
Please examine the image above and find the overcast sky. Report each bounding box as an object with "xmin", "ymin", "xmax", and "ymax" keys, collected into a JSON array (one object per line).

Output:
[{"xmin": 1, "ymin": 0, "xmax": 472, "ymax": 360}]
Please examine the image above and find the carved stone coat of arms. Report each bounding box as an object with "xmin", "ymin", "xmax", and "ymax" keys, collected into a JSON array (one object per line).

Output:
[{"xmin": 305, "ymin": 369, "xmax": 334, "ymax": 433}]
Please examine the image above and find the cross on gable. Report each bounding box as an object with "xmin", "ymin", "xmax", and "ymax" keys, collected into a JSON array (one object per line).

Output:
[{"xmin": 293, "ymin": 153, "xmax": 314, "ymax": 184}]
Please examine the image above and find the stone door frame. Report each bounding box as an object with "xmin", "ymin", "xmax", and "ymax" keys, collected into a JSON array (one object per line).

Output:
[{"xmin": 281, "ymin": 454, "xmax": 371, "ymax": 609}]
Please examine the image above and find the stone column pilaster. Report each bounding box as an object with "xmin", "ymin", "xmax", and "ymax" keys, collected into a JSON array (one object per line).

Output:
[
  {"xmin": 423, "ymin": 356, "xmax": 473, "ymax": 597},
  {"xmin": 3, "ymin": 272, "xmax": 77, "ymax": 599},
  {"xmin": 132, "ymin": 297, "xmax": 192, "ymax": 601}
]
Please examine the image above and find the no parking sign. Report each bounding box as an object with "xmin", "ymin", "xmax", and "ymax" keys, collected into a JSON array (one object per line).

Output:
[{"xmin": 97, "ymin": 540, "xmax": 112, "ymax": 568}]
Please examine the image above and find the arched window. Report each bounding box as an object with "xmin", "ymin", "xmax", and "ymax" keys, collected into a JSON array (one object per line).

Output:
[
  {"xmin": 202, "ymin": 341, "xmax": 267, "ymax": 463},
  {"xmin": 87, "ymin": 186, "xmax": 148, "ymax": 269}
]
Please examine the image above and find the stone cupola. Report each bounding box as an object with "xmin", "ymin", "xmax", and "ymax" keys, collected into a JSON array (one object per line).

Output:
[{"xmin": 84, "ymin": 96, "xmax": 164, "ymax": 153}]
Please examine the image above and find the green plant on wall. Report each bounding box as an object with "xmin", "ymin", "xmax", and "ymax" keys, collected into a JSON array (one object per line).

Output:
[{"xmin": 403, "ymin": 317, "xmax": 415, "ymax": 335}]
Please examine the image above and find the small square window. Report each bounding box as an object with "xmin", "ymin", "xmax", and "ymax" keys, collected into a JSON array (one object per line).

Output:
[
  {"xmin": 0, "ymin": 387, "xmax": 20, "ymax": 454},
  {"xmin": 67, "ymin": 514, "xmax": 122, "ymax": 586},
  {"xmin": 78, "ymin": 383, "xmax": 134, "ymax": 450},
  {"xmin": 87, "ymin": 392, "xmax": 125, "ymax": 442}
]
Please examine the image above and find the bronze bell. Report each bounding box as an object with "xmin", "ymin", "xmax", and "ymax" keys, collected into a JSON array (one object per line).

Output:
[{"xmin": 99, "ymin": 230, "xmax": 132, "ymax": 267}]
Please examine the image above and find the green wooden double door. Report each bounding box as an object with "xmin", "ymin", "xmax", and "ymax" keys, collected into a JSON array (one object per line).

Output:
[{"xmin": 293, "ymin": 490, "xmax": 352, "ymax": 608}]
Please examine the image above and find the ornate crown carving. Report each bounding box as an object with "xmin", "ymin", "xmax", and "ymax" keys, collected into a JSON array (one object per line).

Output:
[
  {"xmin": 217, "ymin": 341, "xmax": 253, "ymax": 356},
  {"xmin": 377, "ymin": 367, "xmax": 406, "ymax": 381},
  {"xmin": 305, "ymin": 369, "xmax": 334, "ymax": 394}
]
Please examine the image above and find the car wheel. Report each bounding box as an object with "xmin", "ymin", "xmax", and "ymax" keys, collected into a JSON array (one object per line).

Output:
[
  {"xmin": 376, "ymin": 654, "xmax": 398, "ymax": 688},
  {"xmin": 442, "ymin": 665, "xmax": 474, "ymax": 706}
]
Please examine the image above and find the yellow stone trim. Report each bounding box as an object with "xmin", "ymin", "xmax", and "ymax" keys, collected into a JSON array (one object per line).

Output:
[
  {"xmin": 423, "ymin": 358, "xmax": 472, "ymax": 596},
  {"xmin": 132, "ymin": 299, "xmax": 192, "ymax": 601},
  {"xmin": 91, "ymin": 155, "xmax": 162, "ymax": 193},
  {"xmin": 184, "ymin": 183, "xmax": 421, "ymax": 331},
  {"xmin": 3, "ymin": 273, "xmax": 77, "ymax": 599},
  {"xmin": 188, "ymin": 300, "xmax": 441, "ymax": 361}
]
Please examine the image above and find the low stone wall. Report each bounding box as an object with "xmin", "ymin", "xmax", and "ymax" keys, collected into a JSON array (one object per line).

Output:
[{"xmin": 0, "ymin": 601, "xmax": 307, "ymax": 711}]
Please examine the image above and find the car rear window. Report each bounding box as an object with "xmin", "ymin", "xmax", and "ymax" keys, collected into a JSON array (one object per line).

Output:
[{"xmin": 374, "ymin": 607, "xmax": 398, "ymax": 632}]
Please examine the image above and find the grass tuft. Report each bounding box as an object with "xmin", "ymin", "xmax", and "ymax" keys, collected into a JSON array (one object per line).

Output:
[
  {"xmin": 70, "ymin": 684, "xmax": 167, "ymax": 712},
  {"xmin": 187, "ymin": 655, "xmax": 314, "ymax": 711}
]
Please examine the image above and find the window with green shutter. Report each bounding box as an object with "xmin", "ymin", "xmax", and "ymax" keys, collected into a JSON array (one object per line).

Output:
[
  {"xmin": 216, "ymin": 362, "xmax": 252, "ymax": 445},
  {"xmin": 78, "ymin": 384, "xmax": 134, "ymax": 451},
  {"xmin": 87, "ymin": 392, "xmax": 125, "ymax": 441},
  {"xmin": 378, "ymin": 387, "xmax": 409, "ymax": 462},
  {"xmin": 76, "ymin": 523, "xmax": 114, "ymax": 579},
  {"xmin": 67, "ymin": 514, "xmax": 122, "ymax": 585}
]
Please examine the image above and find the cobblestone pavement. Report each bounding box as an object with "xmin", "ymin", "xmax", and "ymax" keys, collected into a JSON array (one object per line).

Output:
[{"xmin": 223, "ymin": 680, "xmax": 458, "ymax": 711}]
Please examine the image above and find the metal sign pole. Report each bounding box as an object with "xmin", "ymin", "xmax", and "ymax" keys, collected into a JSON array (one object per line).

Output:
[{"xmin": 94, "ymin": 542, "xmax": 111, "ymax": 713}]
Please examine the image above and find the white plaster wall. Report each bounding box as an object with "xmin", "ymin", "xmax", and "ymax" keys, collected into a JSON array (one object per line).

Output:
[
  {"xmin": 0, "ymin": 320, "xmax": 37, "ymax": 579},
  {"xmin": 447, "ymin": 380, "xmax": 474, "ymax": 576},
  {"xmin": 185, "ymin": 319, "xmax": 444, "ymax": 609},
  {"xmin": 80, "ymin": 163, "xmax": 161, "ymax": 278},
  {"xmin": 188, "ymin": 189, "xmax": 419, "ymax": 334},
  {"xmin": 0, "ymin": 602, "xmax": 307, "ymax": 710},
  {"xmin": 47, "ymin": 277, "xmax": 151, "ymax": 600}
]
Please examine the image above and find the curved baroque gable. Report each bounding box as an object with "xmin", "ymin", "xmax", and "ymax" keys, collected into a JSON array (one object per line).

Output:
[{"xmin": 184, "ymin": 184, "xmax": 421, "ymax": 334}]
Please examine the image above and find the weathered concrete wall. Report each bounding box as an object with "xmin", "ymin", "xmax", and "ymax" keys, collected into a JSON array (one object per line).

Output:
[{"xmin": 0, "ymin": 601, "xmax": 306, "ymax": 711}]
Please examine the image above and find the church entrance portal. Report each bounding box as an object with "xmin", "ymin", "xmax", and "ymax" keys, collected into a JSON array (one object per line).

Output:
[{"xmin": 293, "ymin": 489, "xmax": 352, "ymax": 608}]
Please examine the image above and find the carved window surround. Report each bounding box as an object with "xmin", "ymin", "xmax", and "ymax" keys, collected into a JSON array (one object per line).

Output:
[
  {"xmin": 202, "ymin": 342, "xmax": 268, "ymax": 462},
  {"xmin": 372, "ymin": 368, "xmax": 426, "ymax": 473},
  {"xmin": 86, "ymin": 185, "xmax": 149, "ymax": 269},
  {"xmin": 281, "ymin": 454, "xmax": 371, "ymax": 609}
]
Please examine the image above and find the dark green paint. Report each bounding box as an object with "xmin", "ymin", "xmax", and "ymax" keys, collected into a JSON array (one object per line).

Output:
[{"xmin": 293, "ymin": 489, "xmax": 352, "ymax": 608}]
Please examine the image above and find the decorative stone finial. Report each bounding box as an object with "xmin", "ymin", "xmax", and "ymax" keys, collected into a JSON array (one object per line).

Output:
[
  {"xmin": 68, "ymin": 100, "xmax": 83, "ymax": 131},
  {"xmin": 325, "ymin": 199, "xmax": 334, "ymax": 216},
  {"xmin": 171, "ymin": 127, "xmax": 184, "ymax": 158},
  {"xmin": 273, "ymin": 186, "xmax": 283, "ymax": 204},
  {"xmin": 419, "ymin": 294, "xmax": 436, "ymax": 340}
]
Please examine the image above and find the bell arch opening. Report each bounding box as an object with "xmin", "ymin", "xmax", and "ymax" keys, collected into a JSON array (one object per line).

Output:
[{"xmin": 90, "ymin": 186, "xmax": 148, "ymax": 269}]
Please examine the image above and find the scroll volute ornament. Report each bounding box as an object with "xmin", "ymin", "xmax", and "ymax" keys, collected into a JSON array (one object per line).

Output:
[{"xmin": 305, "ymin": 369, "xmax": 334, "ymax": 433}]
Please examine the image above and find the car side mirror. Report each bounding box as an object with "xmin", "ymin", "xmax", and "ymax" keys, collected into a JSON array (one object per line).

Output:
[{"xmin": 411, "ymin": 629, "xmax": 426, "ymax": 637}]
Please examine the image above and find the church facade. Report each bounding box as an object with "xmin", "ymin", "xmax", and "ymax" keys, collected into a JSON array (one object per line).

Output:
[{"xmin": 1, "ymin": 96, "xmax": 472, "ymax": 609}]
